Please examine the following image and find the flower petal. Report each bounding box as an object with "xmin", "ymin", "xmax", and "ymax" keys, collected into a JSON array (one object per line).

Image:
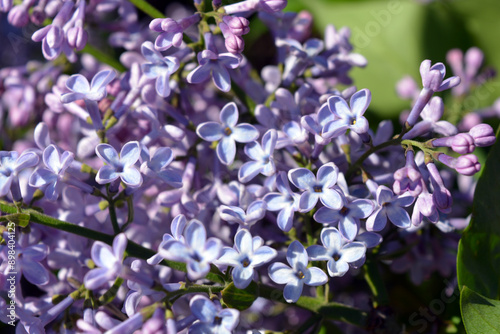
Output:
[
  {"xmin": 288, "ymin": 168, "xmax": 315, "ymax": 190},
  {"xmin": 283, "ymin": 280, "xmax": 303, "ymax": 303},
  {"xmin": 304, "ymin": 267, "xmax": 328, "ymax": 286},
  {"xmin": 268, "ymin": 262, "xmax": 294, "ymax": 284},
  {"xmin": 66, "ymin": 74, "xmax": 90, "ymax": 93},
  {"xmin": 217, "ymin": 136, "xmax": 236, "ymax": 165},
  {"xmin": 220, "ymin": 102, "xmax": 239, "ymax": 126},
  {"xmin": 232, "ymin": 124, "xmax": 259, "ymax": 143},
  {"xmin": 341, "ymin": 242, "xmax": 366, "ymax": 263},
  {"xmin": 349, "ymin": 89, "xmax": 371, "ymax": 117},
  {"xmin": 238, "ymin": 161, "xmax": 263, "ymax": 183},
  {"xmin": 387, "ymin": 205, "xmax": 411, "ymax": 228},
  {"xmin": 197, "ymin": 122, "xmax": 223, "ymax": 142},
  {"xmin": 320, "ymin": 188, "xmax": 343, "ymax": 210}
]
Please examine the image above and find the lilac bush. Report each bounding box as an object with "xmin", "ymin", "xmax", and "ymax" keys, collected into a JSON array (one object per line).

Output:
[{"xmin": 0, "ymin": 0, "xmax": 498, "ymax": 333}]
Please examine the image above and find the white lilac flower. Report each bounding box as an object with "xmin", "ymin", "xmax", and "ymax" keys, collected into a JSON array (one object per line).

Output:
[
  {"xmin": 216, "ymin": 229, "xmax": 277, "ymax": 289},
  {"xmin": 268, "ymin": 241, "xmax": 328, "ymax": 303},
  {"xmin": 307, "ymin": 227, "xmax": 366, "ymax": 277}
]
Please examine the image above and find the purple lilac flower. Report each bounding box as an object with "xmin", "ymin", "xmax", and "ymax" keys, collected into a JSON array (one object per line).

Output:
[
  {"xmin": 314, "ymin": 192, "xmax": 373, "ymax": 241},
  {"xmin": 216, "ymin": 229, "xmax": 277, "ymax": 289},
  {"xmin": 263, "ymin": 172, "xmax": 300, "ymax": 232},
  {"xmin": 141, "ymin": 41, "xmax": 180, "ymax": 97},
  {"xmin": 239, "ymin": 129, "xmax": 277, "ymax": 183},
  {"xmin": 411, "ymin": 186, "xmax": 439, "ymax": 226},
  {"xmin": 288, "ymin": 162, "xmax": 343, "ymax": 212},
  {"xmin": 84, "ymin": 233, "xmax": 127, "ymax": 290},
  {"xmin": 446, "ymin": 47, "xmax": 484, "ymax": 96},
  {"xmin": 301, "ymin": 102, "xmax": 337, "ymax": 145},
  {"xmin": 426, "ymin": 162, "xmax": 452, "ymax": 213},
  {"xmin": 147, "ymin": 214, "xmax": 186, "ymax": 265},
  {"xmin": 158, "ymin": 219, "xmax": 222, "ymax": 280},
  {"xmin": 405, "ymin": 60, "xmax": 461, "ymax": 126},
  {"xmin": 95, "ymin": 141, "xmax": 142, "ymax": 188},
  {"xmin": 438, "ymin": 153, "xmax": 481, "ymax": 176},
  {"xmin": 468, "ymin": 123, "xmax": 496, "ymax": 147},
  {"xmin": 307, "ymin": 227, "xmax": 366, "ymax": 277},
  {"xmin": 187, "ymin": 35, "xmax": 241, "ymax": 92},
  {"xmin": 219, "ymin": 200, "xmax": 267, "ymax": 228},
  {"xmin": 140, "ymin": 146, "xmax": 183, "ymax": 188},
  {"xmin": 393, "ymin": 150, "xmax": 423, "ymax": 197},
  {"xmin": 0, "ymin": 151, "xmax": 38, "ymax": 199},
  {"xmin": 403, "ymin": 97, "xmax": 457, "ymax": 139},
  {"xmin": 323, "ymin": 88, "xmax": 371, "ymax": 140},
  {"xmin": 61, "ymin": 70, "xmax": 116, "ymax": 130},
  {"xmin": 196, "ymin": 102, "xmax": 259, "ymax": 165},
  {"xmin": 189, "ymin": 295, "xmax": 239, "ymax": 333},
  {"xmin": 268, "ymin": 241, "xmax": 328, "ymax": 303},
  {"xmin": 365, "ymin": 185, "xmax": 414, "ymax": 231},
  {"xmin": 149, "ymin": 14, "xmax": 201, "ymax": 51}
]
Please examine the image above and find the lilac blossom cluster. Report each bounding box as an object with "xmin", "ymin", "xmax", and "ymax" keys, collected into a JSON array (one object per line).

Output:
[{"xmin": 0, "ymin": 0, "xmax": 498, "ymax": 333}]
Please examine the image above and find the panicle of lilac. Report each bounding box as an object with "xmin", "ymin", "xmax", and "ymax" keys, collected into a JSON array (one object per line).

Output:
[
  {"xmin": 263, "ymin": 171, "xmax": 300, "ymax": 232},
  {"xmin": 393, "ymin": 150, "xmax": 423, "ymax": 197},
  {"xmin": 31, "ymin": 1, "xmax": 74, "ymax": 60},
  {"xmin": 402, "ymin": 96, "xmax": 457, "ymax": 140},
  {"xmin": 405, "ymin": 60, "xmax": 461, "ymax": 127},
  {"xmin": 268, "ymin": 240, "xmax": 328, "ymax": 303},
  {"xmin": 150, "ymin": 14, "xmax": 201, "ymax": 51},
  {"xmin": 0, "ymin": 150, "xmax": 38, "ymax": 200},
  {"xmin": 238, "ymin": 129, "xmax": 277, "ymax": 183},
  {"xmin": 187, "ymin": 48, "xmax": 242, "ymax": 92},
  {"xmin": 189, "ymin": 295, "xmax": 240, "ymax": 333},
  {"xmin": 437, "ymin": 153, "xmax": 481, "ymax": 176},
  {"xmin": 141, "ymin": 41, "xmax": 180, "ymax": 98},
  {"xmin": 426, "ymin": 162, "xmax": 452, "ymax": 213},
  {"xmin": 61, "ymin": 70, "xmax": 117, "ymax": 130},
  {"xmin": 215, "ymin": 229, "xmax": 277, "ymax": 289},
  {"xmin": 223, "ymin": 0, "xmax": 287, "ymax": 15},
  {"xmin": 219, "ymin": 200, "xmax": 267, "ymax": 228},
  {"xmin": 307, "ymin": 227, "xmax": 366, "ymax": 277}
]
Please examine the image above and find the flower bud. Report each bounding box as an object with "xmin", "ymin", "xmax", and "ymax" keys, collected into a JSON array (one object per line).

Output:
[
  {"xmin": 8, "ymin": 4, "xmax": 29, "ymax": 27},
  {"xmin": 451, "ymin": 133, "xmax": 475, "ymax": 154},
  {"xmin": 469, "ymin": 123, "xmax": 496, "ymax": 147},
  {"xmin": 67, "ymin": 26, "xmax": 88, "ymax": 51},
  {"xmin": 225, "ymin": 34, "xmax": 245, "ymax": 54},
  {"xmin": 223, "ymin": 15, "xmax": 250, "ymax": 36},
  {"xmin": 455, "ymin": 154, "xmax": 481, "ymax": 176}
]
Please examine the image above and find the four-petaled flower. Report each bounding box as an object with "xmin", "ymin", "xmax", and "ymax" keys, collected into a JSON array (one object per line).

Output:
[
  {"xmin": 323, "ymin": 88, "xmax": 371, "ymax": 138},
  {"xmin": 0, "ymin": 151, "xmax": 38, "ymax": 197},
  {"xmin": 216, "ymin": 229, "xmax": 277, "ymax": 289},
  {"xmin": 238, "ymin": 129, "xmax": 277, "ymax": 183},
  {"xmin": 140, "ymin": 146, "xmax": 182, "ymax": 188},
  {"xmin": 314, "ymin": 192, "xmax": 374, "ymax": 241},
  {"xmin": 263, "ymin": 172, "xmax": 300, "ymax": 232},
  {"xmin": 95, "ymin": 141, "xmax": 142, "ymax": 188},
  {"xmin": 288, "ymin": 162, "xmax": 343, "ymax": 212},
  {"xmin": 29, "ymin": 145, "xmax": 74, "ymax": 201},
  {"xmin": 141, "ymin": 41, "xmax": 180, "ymax": 97},
  {"xmin": 189, "ymin": 295, "xmax": 239, "ymax": 334},
  {"xmin": 219, "ymin": 200, "xmax": 267, "ymax": 229},
  {"xmin": 196, "ymin": 102, "xmax": 259, "ymax": 165},
  {"xmin": 366, "ymin": 186, "xmax": 414, "ymax": 231},
  {"xmin": 159, "ymin": 219, "xmax": 222, "ymax": 280},
  {"xmin": 307, "ymin": 227, "xmax": 366, "ymax": 277},
  {"xmin": 268, "ymin": 240, "xmax": 328, "ymax": 303}
]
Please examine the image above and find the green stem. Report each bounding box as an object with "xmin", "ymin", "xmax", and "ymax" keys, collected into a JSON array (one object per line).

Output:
[
  {"xmin": 166, "ymin": 285, "xmax": 225, "ymax": 302},
  {"xmin": 363, "ymin": 255, "xmax": 389, "ymax": 307},
  {"xmin": 127, "ymin": 0, "xmax": 165, "ymax": 19},
  {"xmin": 107, "ymin": 198, "xmax": 121, "ymax": 235},
  {"xmin": 345, "ymin": 138, "xmax": 402, "ymax": 180},
  {"xmin": 0, "ymin": 201, "xmax": 225, "ymax": 285}
]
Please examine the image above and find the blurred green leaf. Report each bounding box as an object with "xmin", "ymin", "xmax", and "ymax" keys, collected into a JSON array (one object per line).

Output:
[
  {"xmin": 221, "ymin": 281, "xmax": 259, "ymax": 311},
  {"xmin": 457, "ymin": 126, "xmax": 500, "ymax": 300},
  {"xmin": 460, "ymin": 286, "xmax": 500, "ymax": 333}
]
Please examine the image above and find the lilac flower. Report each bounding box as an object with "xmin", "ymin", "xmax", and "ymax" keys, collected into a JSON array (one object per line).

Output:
[
  {"xmin": 427, "ymin": 162, "xmax": 452, "ymax": 213},
  {"xmin": 95, "ymin": 141, "xmax": 142, "ymax": 188},
  {"xmin": 187, "ymin": 47, "xmax": 241, "ymax": 92},
  {"xmin": 393, "ymin": 150, "xmax": 423, "ymax": 197},
  {"xmin": 219, "ymin": 200, "xmax": 267, "ymax": 228},
  {"xmin": 147, "ymin": 214, "xmax": 186, "ymax": 265},
  {"xmin": 314, "ymin": 192, "xmax": 373, "ymax": 241},
  {"xmin": 288, "ymin": 162, "xmax": 343, "ymax": 212},
  {"xmin": 0, "ymin": 151, "xmax": 38, "ymax": 199},
  {"xmin": 301, "ymin": 102, "xmax": 337, "ymax": 145},
  {"xmin": 189, "ymin": 295, "xmax": 239, "ymax": 334},
  {"xmin": 159, "ymin": 219, "xmax": 222, "ymax": 280},
  {"xmin": 403, "ymin": 97, "xmax": 457, "ymax": 139},
  {"xmin": 263, "ymin": 172, "xmax": 300, "ymax": 232},
  {"xmin": 323, "ymin": 88, "xmax": 371, "ymax": 139},
  {"xmin": 149, "ymin": 14, "xmax": 201, "ymax": 51},
  {"xmin": 405, "ymin": 60, "xmax": 461, "ymax": 126},
  {"xmin": 307, "ymin": 227, "xmax": 366, "ymax": 277},
  {"xmin": 84, "ymin": 233, "xmax": 127, "ymax": 290},
  {"xmin": 268, "ymin": 241, "xmax": 328, "ymax": 303},
  {"xmin": 61, "ymin": 70, "xmax": 116, "ymax": 130},
  {"xmin": 438, "ymin": 153, "xmax": 481, "ymax": 176},
  {"xmin": 216, "ymin": 229, "xmax": 277, "ymax": 289},
  {"xmin": 446, "ymin": 47, "xmax": 484, "ymax": 96},
  {"xmin": 365, "ymin": 186, "xmax": 414, "ymax": 231},
  {"xmin": 28, "ymin": 145, "xmax": 75, "ymax": 201},
  {"xmin": 140, "ymin": 146, "xmax": 183, "ymax": 188},
  {"xmin": 411, "ymin": 187, "xmax": 439, "ymax": 226},
  {"xmin": 196, "ymin": 102, "xmax": 259, "ymax": 165},
  {"xmin": 239, "ymin": 129, "xmax": 277, "ymax": 183},
  {"xmin": 141, "ymin": 41, "xmax": 180, "ymax": 97},
  {"xmin": 468, "ymin": 123, "xmax": 496, "ymax": 147}
]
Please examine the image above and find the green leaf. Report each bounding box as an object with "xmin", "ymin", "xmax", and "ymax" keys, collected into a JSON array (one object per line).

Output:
[
  {"xmin": 457, "ymin": 126, "xmax": 500, "ymax": 300},
  {"xmin": 221, "ymin": 281, "xmax": 259, "ymax": 311},
  {"xmin": 460, "ymin": 286, "xmax": 500, "ymax": 333},
  {"xmin": 6, "ymin": 213, "xmax": 30, "ymax": 227}
]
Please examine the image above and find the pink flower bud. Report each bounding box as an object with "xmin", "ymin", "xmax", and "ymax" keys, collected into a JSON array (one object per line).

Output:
[
  {"xmin": 225, "ymin": 34, "xmax": 244, "ymax": 54},
  {"xmin": 222, "ymin": 15, "xmax": 250, "ymax": 36},
  {"xmin": 469, "ymin": 123, "xmax": 496, "ymax": 147},
  {"xmin": 8, "ymin": 4, "xmax": 29, "ymax": 27},
  {"xmin": 455, "ymin": 154, "xmax": 481, "ymax": 176},
  {"xmin": 67, "ymin": 26, "xmax": 88, "ymax": 51},
  {"xmin": 451, "ymin": 133, "xmax": 475, "ymax": 154}
]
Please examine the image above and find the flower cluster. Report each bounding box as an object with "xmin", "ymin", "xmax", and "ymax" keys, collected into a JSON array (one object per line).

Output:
[{"xmin": 0, "ymin": 0, "xmax": 498, "ymax": 333}]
